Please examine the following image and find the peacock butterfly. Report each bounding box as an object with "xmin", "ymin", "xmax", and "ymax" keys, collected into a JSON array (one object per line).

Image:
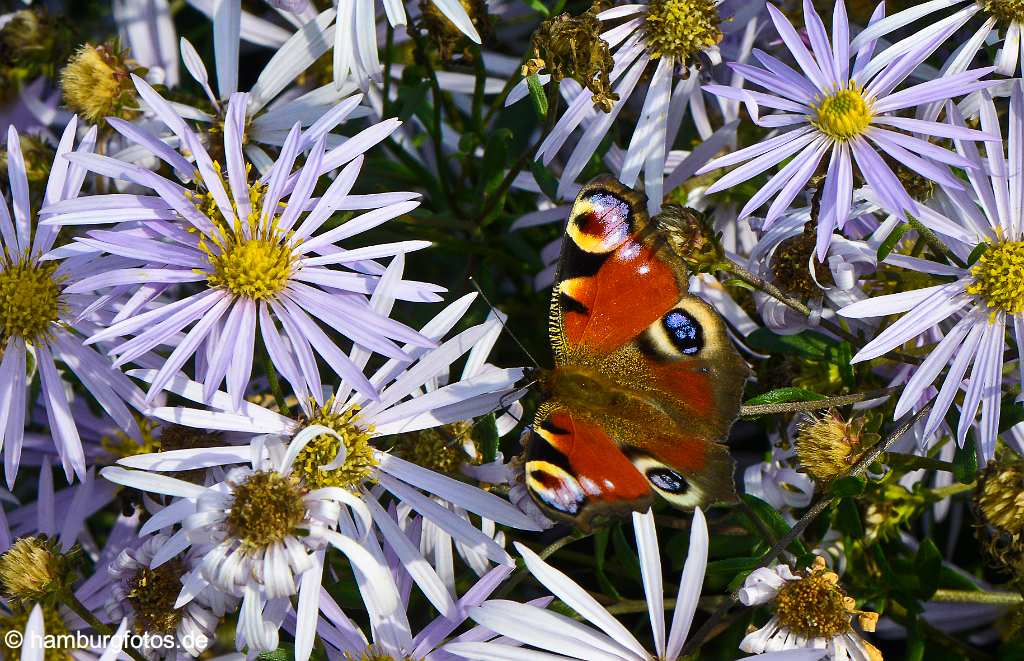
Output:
[{"xmin": 523, "ymin": 176, "xmax": 750, "ymax": 528}]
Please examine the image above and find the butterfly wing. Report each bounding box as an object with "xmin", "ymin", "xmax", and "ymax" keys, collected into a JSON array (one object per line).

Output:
[
  {"xmin": 549, "ymin": 175, "xmax": 688, "ymax": 360},
  {"xmin": 524, "ymin": 405, "xmax": 654, "ymax": 527},
  {"xmin": 529, "ymin": 176, "xmax": 748, "ymax": 525}
]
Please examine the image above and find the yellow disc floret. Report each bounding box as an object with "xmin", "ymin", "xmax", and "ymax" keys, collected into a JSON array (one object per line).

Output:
[
  {"xmin": 0, "ymin": 256, "xmax": 61, "ymax": 344},
  {"xmin": 193, "ymin": 167, "xmax": 297, "ymax": 301},
  {"xmin": 643, "ymin": 0, "xmax": 723, "ymax": 63},
  {"xmin": 226, "ymin": 471, "xmax": 307, "ymax": 550},
  {"xmin": 59, "ymin": 43, "xmax": 137, "ymax": 124},
  {"xmin": 811, "ymin": 84, "xmax": 873, "ymax": 141},
  {"xmin": 967, "ymin": 240, "xmax": 1024, "ymax": 319},
  {"xmin": 294, "ymin": 401, "xmax": 378, "ymax": 491},
  {"xmin": 125, "ymin": 559, "xmax": 186, "ymax": 636},
  {"xmin": 984, "ymin": 0, "xmax": 1024, "ymax": 25}
]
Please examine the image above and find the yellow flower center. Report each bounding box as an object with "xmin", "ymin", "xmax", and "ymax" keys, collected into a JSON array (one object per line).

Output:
[
  {"xmin": 984, "ymin": 0, "xmax": 1024, "ymax": 25},
  {"xmin": 193, "ymin": 167, "xmax": 296, "ymax": 301},
  {"xmin": 388, "ymin": 422, "xmax": 472, "ymax": 476},
  {"xmin": 0, "ymin": 257, "xmax": 61, "ymax": 344},
  {"xmin": 643, "ymin": 0, "xmax": 723, "ymax": 63},
  {"xmin": 225, "ymin": 471, "xmax": 307, "ymax": 549},
  {"xmin": 967, "ymin": 240, "xmax": 1024, "ymax": 318},
  {"xmin": 294, "ymin": 402, "xmax": 377, "ymax": 491},
  {"xmin": 811, "ymin": 85, "xmax": 873, "ymax": 141},
  {"xmin": 775, "ymin": 568, "xmax": 852, "ymax": 639},
  {"xmin": 0, "ymin": 536, "xmax": 79, "ymax": 610},
  {"xmin": 125, "ymin": 559, "xmax": 186, "ymax": 636}
]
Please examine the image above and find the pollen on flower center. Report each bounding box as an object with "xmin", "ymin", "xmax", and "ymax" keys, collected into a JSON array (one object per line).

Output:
[
  {"xmin": 983, "ymin": 0, "xmax": 1024, "ymax": 25},
  {"xmin": 226, "ymin": 471, "xmax": 307, "ymax": 549},
  {"xmin": 643, "ymin": 0, "xmax": 723, "ymax": 63},
  {"xmin": 811, "ymin": 85, "xmax": 873, "ymax": 141},
  {"xmin": 193, "ymin": 171, "xmax": 296, "ymax": 301},
  {"xmin": 774, "ymin": 564, "xmax": 852, "ymax": 639},
  {"xmin": 966, "ymin": 240, "xmax": 1024, "ymax": 318},
  {"xmin": 295, "ymin": 401, "xmax": 378, "ymax": 491},
  {"xmin": 795, "ymin": 412, "xmax": 878, "ymax": 483},
  {"xmin": 125, "ymin": 559, "xmax": 187, "ymax": 636},
  {"xmin": 0, "ymin": 257, "xmax": 62, "ymax": 343},
  {"xmin": 389, "ymin": 422, "xmax": 471, "ymax": 476}
]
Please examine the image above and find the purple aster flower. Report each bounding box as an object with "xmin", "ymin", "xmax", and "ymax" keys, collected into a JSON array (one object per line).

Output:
[
  {"xmin": 1, "ymin": 119, "xmax": 148, "ymax": 487},
  {"xmin": 42, "ymin": 79, "xmax": 442, "ymax": 410},
  {"xmin": 698, "ymin": 0, "xmax": 1000, "ymax": 259},
  {"xmin": 851, "ymin": 0, "xmax": 1024, "ymax": 81},
  {"xmin": 839, "ymin": 84, "xmax": 1024, "ymax": 463}
]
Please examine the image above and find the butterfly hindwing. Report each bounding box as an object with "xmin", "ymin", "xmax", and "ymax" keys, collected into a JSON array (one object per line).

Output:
[{"xmin": 524, "ymin": 405, "xmax": 654, "ymax": 526}]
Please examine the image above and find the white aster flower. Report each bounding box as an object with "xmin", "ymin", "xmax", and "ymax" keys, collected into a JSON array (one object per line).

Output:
[
  {"xmin": 840, "ymin": 84, "xmax": 1024, "ymax": 463},
  {"xmin": 43, "ymin": 81, "xmax": 440, "ymax": 411},
  {"xmin": 739, "ymin": 557, "xmax": 881, "ymax": 661},
  {"xmin": 103, "ymin": 532, "xmax": 234, "ymax": 660}
]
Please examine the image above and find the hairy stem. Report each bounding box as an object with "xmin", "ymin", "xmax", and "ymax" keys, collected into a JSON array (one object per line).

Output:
[{"xmin": 741, "ymin": 387, "xmax": 900, "ymax": 416}]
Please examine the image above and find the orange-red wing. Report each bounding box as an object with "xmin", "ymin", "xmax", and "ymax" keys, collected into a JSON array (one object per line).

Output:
[
  {"xmin": 553, "ymin": 177, "xmax": 685, "ymax": 356},
  {"xmin": 524, "ymin": 408, "xmax": 652, "ymax": 524}
]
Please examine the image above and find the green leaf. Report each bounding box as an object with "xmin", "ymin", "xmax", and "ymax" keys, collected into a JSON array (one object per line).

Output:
[
  {"xmin": 914, "ymin": 539, "xmax": 942, "ymax": 599},
  {"xmin": 524, "ymin": 0, "xmax": 550, "ymax": 15},
  {"xmin": 526, "ymin": 74, "xmax": 548, "ymax": 118},
  {"xmin": 877, "ymin": 223, "xmax": 910, "ymax": 261},
  {"xmin": 530, "ymin": 160, "xmax": 560, "ymax": 202},
  {"xmin": 258, "ymin": 646, "xmax": 294, "ymax": 661},
  {"xmin": 396, "ymin": 80, "xmax": 431, "ymax": 122},
  {"xmin": 472, "ymin": 413, "xmax": 499, "ymax": 463},
  {"xmin": 834, "ymin": 497, "xmax": 864, "ymax": 537},
  {"xmin": 953, "ymin": 438, "xmax": 978, "ymax": 483},
  {"xmin": 746, "ymin": 328, "xmax": 835, "ymax": 358},
  {"xmin": 967, "ymin": 241, "xmax": 989, "ymax": 265},
  {"xmin": 829, "ymin": 475, "xmax": 867, "ymax": 497},
  {"xmin": 705, "ymin": 556, "xmax": 760, "ymax": 590},
  {"xmin": 744, "ymin": 387, "xmax": 825, "ymax": 406},
  {"xmin": 481, "ymin": 129, "xmax": 512, "ymax": 190},
  {"xmin": 593, "ymin": 528, "xmax": 622, "ymax": 598},
  {"xmin": 739, "ymin": 495, "xmax": 809, "ymax": 557}
]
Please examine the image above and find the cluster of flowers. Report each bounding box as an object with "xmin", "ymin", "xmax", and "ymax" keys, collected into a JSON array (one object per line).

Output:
[{"xmin": 1, "ymin": 0, "xmax": 1024, "ymax": 659}]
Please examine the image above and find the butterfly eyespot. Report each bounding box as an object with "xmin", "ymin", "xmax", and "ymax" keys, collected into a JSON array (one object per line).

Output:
[
  {"xmin": 645, "ymin": 467, "xmax": 689, "ymax": 494},
  {"xmin": 662, "ymin": 309, "xmax": 703, "ymax": 355}
]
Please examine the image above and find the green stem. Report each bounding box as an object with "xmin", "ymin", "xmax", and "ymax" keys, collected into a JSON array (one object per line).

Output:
[
  {"xmin": 907, "ymin": 215, "xmax": 966, "ymax": 268},
  {"xmin": 740, "ymin": 387, "xmax": 900, "ymax": 417},
  {"xmin": 931, "ymin": 589, "xmax": 1023, "ymax": 605},
  {"xmin": 886, "ymin": 452, "xmax": 959, "ymax": 473}
]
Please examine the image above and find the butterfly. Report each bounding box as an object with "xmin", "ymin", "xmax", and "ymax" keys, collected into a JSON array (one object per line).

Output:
[{"xmin": 523, "ymin": 176, "xmax": 750, "ymax": 528}]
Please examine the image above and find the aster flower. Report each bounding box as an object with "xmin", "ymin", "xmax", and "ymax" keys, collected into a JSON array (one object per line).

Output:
[
  {"xmin": 99, "ymin": 427, "xmax": 399, "ymax": 658},
  {"xmin": 850, "ymin": 0, "xmax": 1024, "ymax": 81},
  {"xmin": 839, "ymin": 84, "xmax": 1024, "ymax": 463},
  {"xmin": 697, "ymin": 0, "xmax": 1000, "ymax": 259},
  {"xmin": 739, "ymin": 557, "xmax": 881, "ymax": 661},
  {"xmin": 512, "ymin": 0, "xmax": 754, "ymax": 213},
  {"xmin": 102, "ymin": 532, "xmax": 235, "ymax": 659},
  {"xmin": 1, "ymin": 119, "xmax": 149, "ymax": 486},
  {"xmin": 444, "ymin": 508, "xmax": 818, "ymax": 661},
  {"xmin": 42, "ymin": 82, "xmax": 441, "ymax": 410}
]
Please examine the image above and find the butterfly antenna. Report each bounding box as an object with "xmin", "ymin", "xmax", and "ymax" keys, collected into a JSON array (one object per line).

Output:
[{"xmin": 468, "ymin": 276, "xmax": 543, "ymax": 371}]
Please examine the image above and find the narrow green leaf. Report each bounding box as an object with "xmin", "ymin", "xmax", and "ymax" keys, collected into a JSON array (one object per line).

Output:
[
  {"xmin": 829, "ymin": 475, "xmax": 867, "ymax": 497},
  {"xmin": 744, "ymin": 387, "xmax": 825, "ymax": 406},
  {"xmin": 740, "ymin": 495, "xmax": 810, "ymax": 557},
  {"xmin": 953, "ymin": 438, "xmax": 978, "ymax": 483},
  {"xmin": 877, "ymin": 223, "xmax": 909, "ymax": 261},
  {"xmin": 524, "ymin": 0, "xmax": 550, "ymax": 16},
  {"xmin": 526, "ymin": 74, "xmax": 548, "ymax": 118},
  {"xmin": 746, "ymin": 328, "xmax": 835, "ymax": 358},
  {"xmin": 914, "ymin": 539, "xmax": 942, "ymax": 599},
  {"xmin": 472, "ymin": 413, "xmax": 499, "ymax": 463},
  {"xmin": 834, "ymin": 497, "xmax": 864, "ymax": 537}
]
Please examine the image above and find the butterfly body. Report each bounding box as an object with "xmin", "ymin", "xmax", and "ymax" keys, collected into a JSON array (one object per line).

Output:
[{"xmin": 524, "ymin": 176, "xmax": 750, "ymax": 528}]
